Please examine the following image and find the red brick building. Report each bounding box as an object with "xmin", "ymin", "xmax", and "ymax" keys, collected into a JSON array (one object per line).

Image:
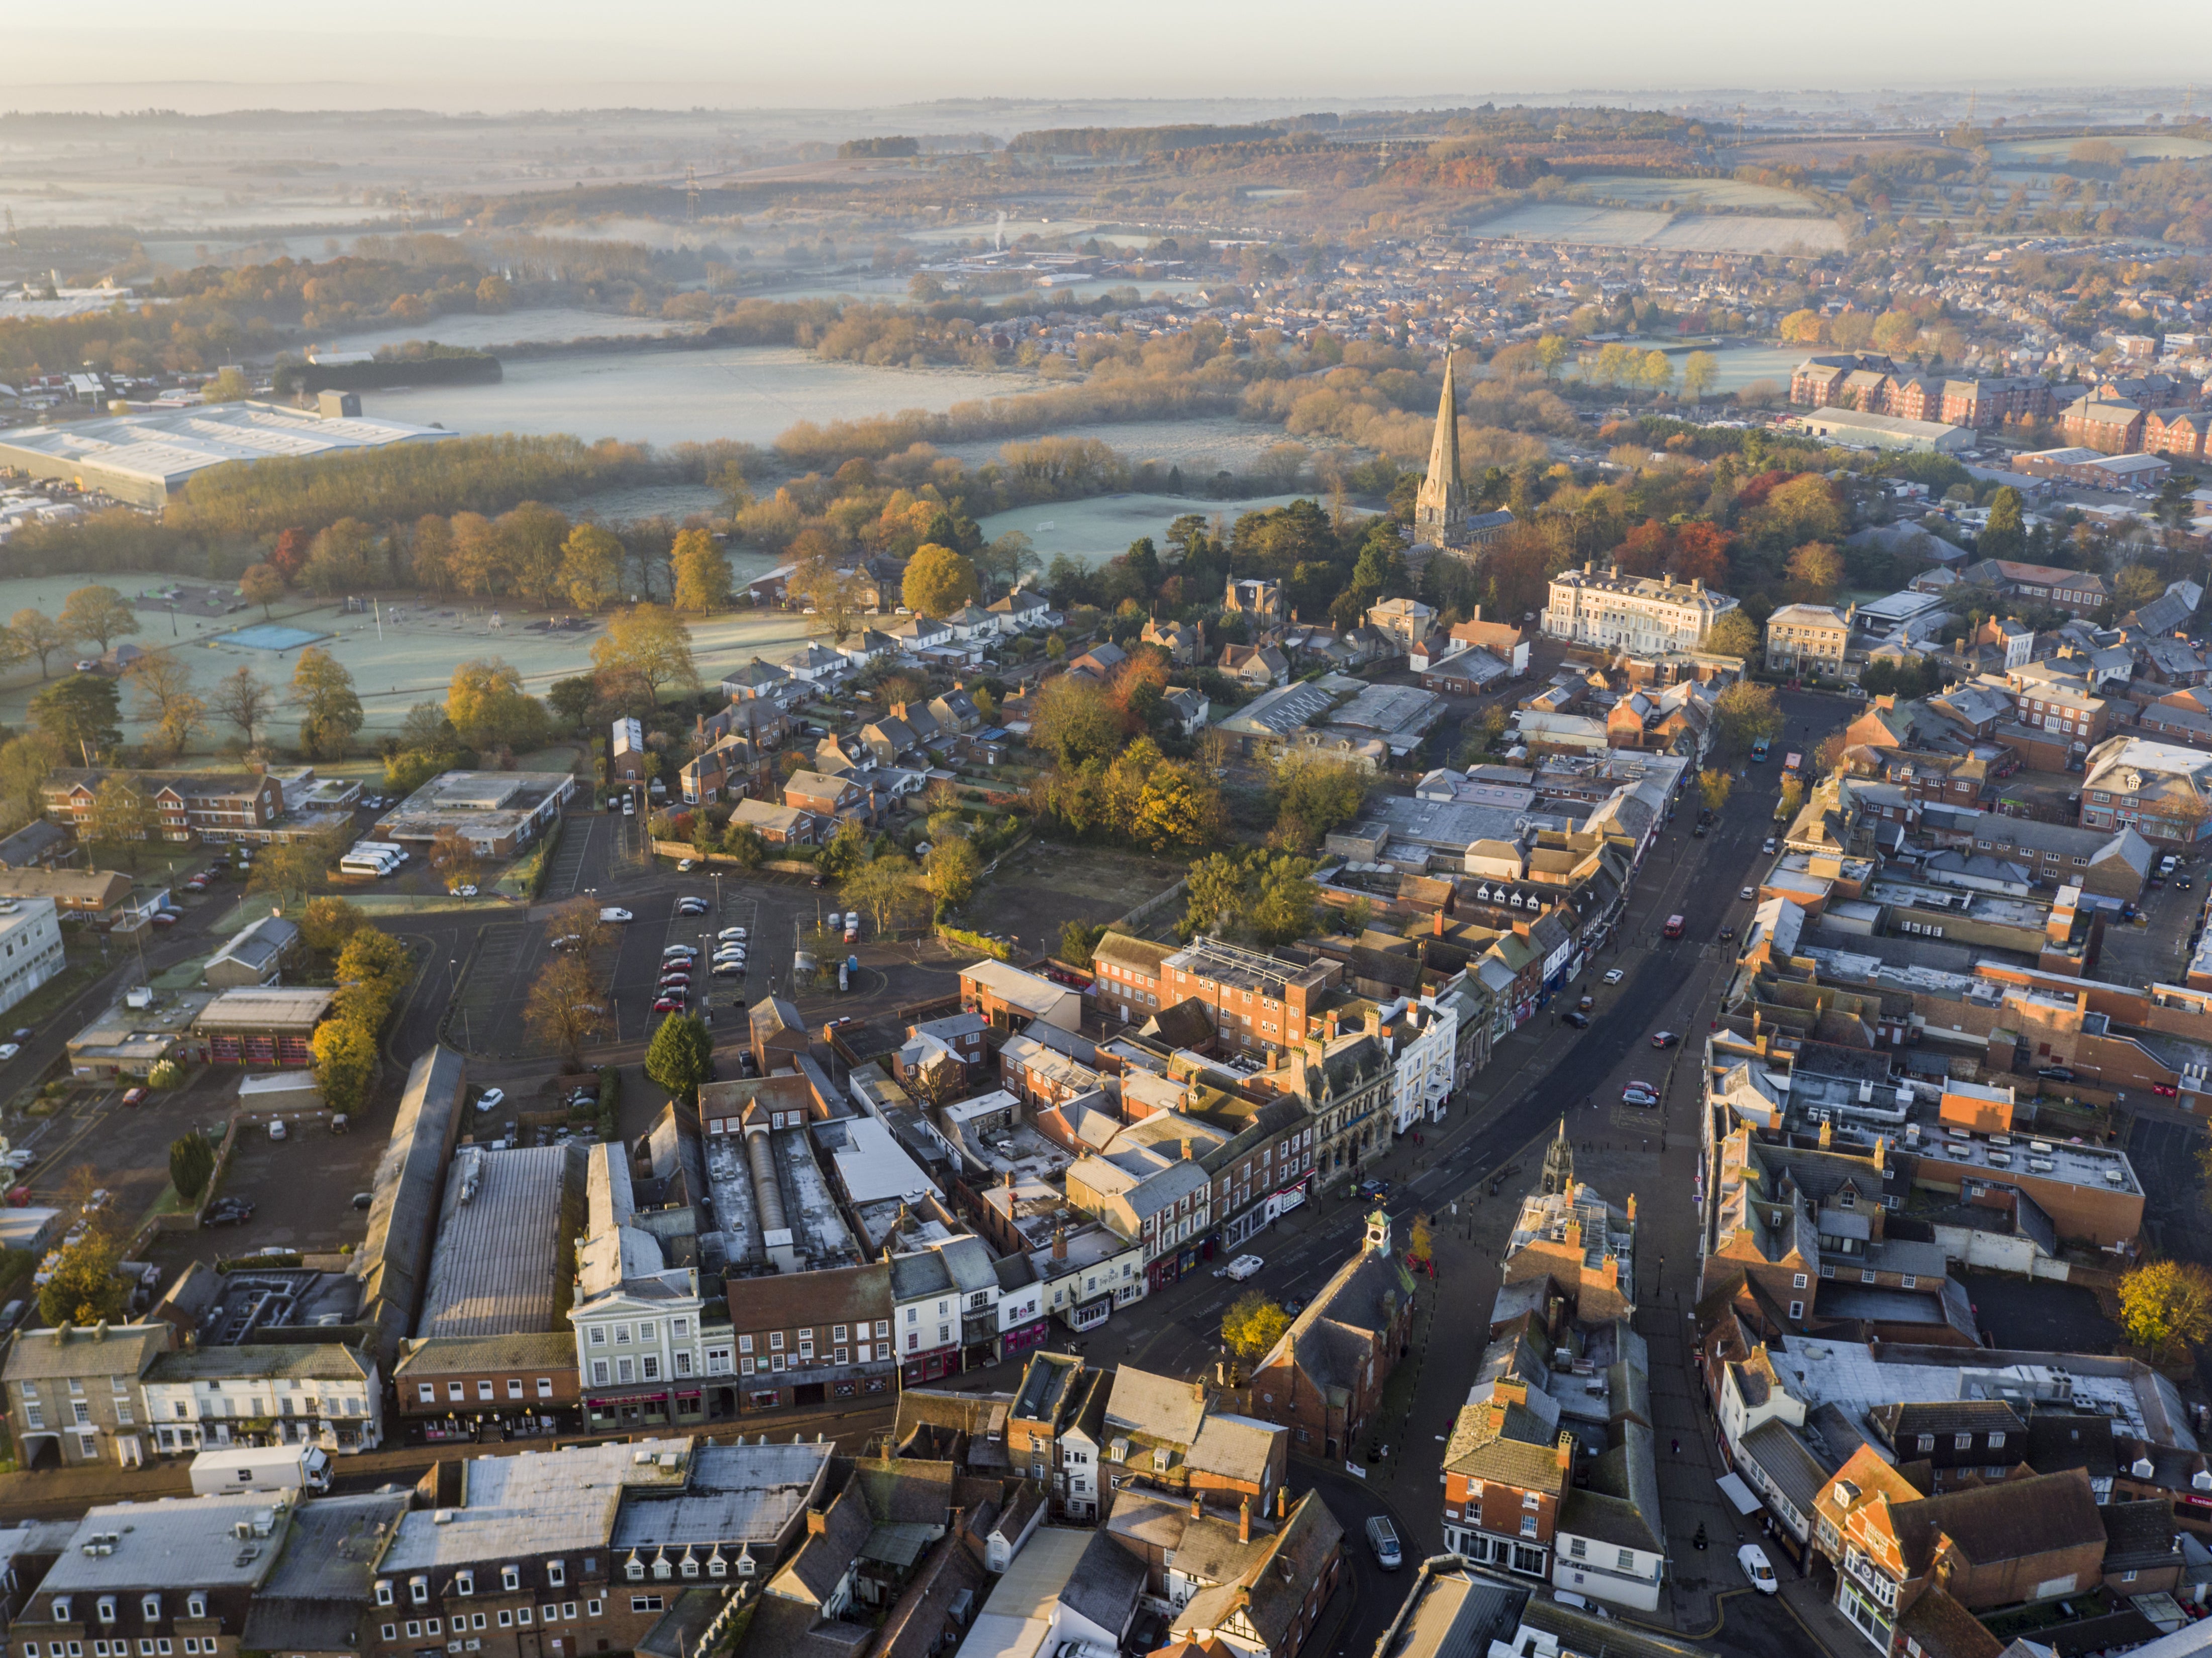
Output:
[{"xmin": 1245, "ymin": 1210, "xmax": 1415, "ymax": 1462}]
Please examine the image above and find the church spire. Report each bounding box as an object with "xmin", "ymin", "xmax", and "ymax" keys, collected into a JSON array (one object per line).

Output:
[
  {"xmin": 1415, "ymin": 353, "xmax": 1467, "ymax": 544},
  {"xmin": 1541, "ymin": 1116, "xmax": 1576, "ymax": 1197}
]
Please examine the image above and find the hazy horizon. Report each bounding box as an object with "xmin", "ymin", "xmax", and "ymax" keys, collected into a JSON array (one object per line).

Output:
[{"xmin": 5, "ymin": 2, "xmax": 2210, "ymax": 115}]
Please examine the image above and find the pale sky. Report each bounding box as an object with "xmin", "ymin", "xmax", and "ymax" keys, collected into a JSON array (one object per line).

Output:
[{"xmin": 5, "ymin": 1, "xmax": 2210, "ymax": 112}]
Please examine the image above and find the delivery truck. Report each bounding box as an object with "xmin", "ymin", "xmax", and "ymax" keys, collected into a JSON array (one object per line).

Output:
[{"xmin": 189, "ymin": 1443, "xmax": 332, "ymax": 1497}]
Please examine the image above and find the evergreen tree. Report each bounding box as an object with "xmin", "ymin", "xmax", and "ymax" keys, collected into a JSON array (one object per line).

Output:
[{"xmin": 646, "ymin": 1013, "xmax": 714, "ymax": 1105}]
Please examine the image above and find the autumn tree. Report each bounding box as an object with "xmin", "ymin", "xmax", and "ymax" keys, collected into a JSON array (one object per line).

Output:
[
  {"xmin": 446, "ymin": 658, "xmax": 548, "ymax": 752},
  {"xmin": 289, "ymin": 647, "xmax": 364, "ymax": 759},
  {"xmin": 2113, "ymin": 564, "xmax": 2167, "ymax": 617},
  {"xmin": 430, "ymin": 827, "xmax": 483, "ymax": 894},
  {"xmin": 334, "ymin": 926, "xmax": 415, "ymax": 1031},
  {"xmin": 87, "ymin": 777, "xmax": 154, "ymax": 864},
  {"xmin": 845, "ymin": 855, "xmax": 923, "ymax": 932},
  {"xmin": 310, "ymin": 1020, "xmax": 379, "ymax": 1117},
  {"xmin": 59, "ymin": 584, "xmax": 138, "ymax": 654},
  {"xmin": 920, "ymin": 837, "xmax": 982, "ymax": 914},
  {"xmin": 902, "ymin": 542, "xmax": 982, "ymax": 618},
  {"xmin": 792, "ymin": 563, "xmax": 864, "ymax": 642},
  {"xmin": 300, "ymin": 517, "xmax": 378, "ymax": 596},
  {"xmin": 548, "ymin": 895, "xmax": 615, "ymax": 957},
  {"xmin": 1699, "ymin": 769, "xmax": 1734, "ymax": 815},
  {"xmin": 1682, "ymin": 350, "xmax": 1719, "ymax": 400},
  {"xmin": 2118, "ymin": 1259, "xmax": 2212, "ymax": 1360},
  {"xmin": 239, "ymin": 562, "xmax": 285, "ymax": 620},
  {"xmin": 589, "ymin": 604, "xmax": 698, "ymax": 706},
  {"xmin": 9, "ymin": 609, "xmax": 69, "ymax": 677},
  {"xmin": 670, "ymin": 528, "xmax": 734, "ymax": 612},
  {"xmin": 37, "ymin": 1234, "xmax": 127, "ymax": 1328},
  {"xmin": 524, "ymin": 952, "xmax": 606, "ymax": 1065},
  {"xmin": 298, "ymin": 895, "xmax": 366, "ymax": 956},
  {"xmin": 1786, "ymin": 541, "xmax": 1846, "ymax": 598},
  {"xmin": 1271, "ymin": 754, "xmax": 1369, "ymax": 850},
  {"xmin": 124, "ymin": 652, "xmax": 207, "ymax": 757},
  {"xmin": 559, "ymin": 524, "xmax": 626, "ymax": 611},
  {"xmin": 1031, "ymin": 675, "xmax": 1121, "ymax": 770},
  {"xmin": 1222, "ymin": 1290, "xmax": 1291, "ymax": 1362},
  {"xmin": 1814, "ymin": 732, "xmax": 1849, "ymax": 776},
  {"xmin": 249, "ymin": 829, "xmax": 345, "ymax": 907}
]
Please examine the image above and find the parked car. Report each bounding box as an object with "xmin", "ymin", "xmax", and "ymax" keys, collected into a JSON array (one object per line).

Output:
[
  {"xmin": 1651, "ymin": 1031, "xmax": 1680, "ymax": 1049},
  {"xmin": 719, "ymin": 927, "xmax": 749, "ymax": 942},
  {"xmin": 1602, "ymin": 969, "xmax": 1624, "ymax": 985},
  {"xmin": 1692, "ymin": 823, "xmax": 1707, "ymax": 837},
  {"xmin": 474, "ymin": 1087, "xmax": 507, "ymax": 1114},
  {"xmin": 0, "ymin": 1045, "xmax": 17, "ymax": 1062},
  {"xmin": 713, "ymin": 961, "xmax": 746, "ymax": 977},
  {"xmin": 1737, "ymin": 1543, "xmax": 1778, "ymax": 1594},
  {"xmin": 1562, "ymin": 1010, "xmax": 1590, "ymax": 1029},
  {"xmin": 1739, "ymin": 886, "xmax": 1755, "ymax": 901},
  {"xmin": 653, "ymin": 994, "xmax": 686, "ymax": 1013},
  {"xmin": 1217, "ymin": 1254, "xmax": 1264, "ymax": 1282},
  {"xmin": 676, "ymin": 859, "xmax": 695, "ymax": 872},
  {"xmin": 120, "ymin": 1087, "xmax": 147, "ymax": 1107},
  {"xmin": 2037, "ymin": 1066, "xmax": 2074, "ymax": 1082},
  {"xmin": 662, "ymin": 945, "xmax": 698, "ymax": 960},
  {"xmin": 1622, "ymin": 1084, "xmax": 1660, "ymax": 1106},
  {"xmin": 1762, "ymin": 838, "xmax": 1777, "ymax": 854},
  {"xmin": 150, "ymin": 910, "xmax": 180, "ymax": 927}
]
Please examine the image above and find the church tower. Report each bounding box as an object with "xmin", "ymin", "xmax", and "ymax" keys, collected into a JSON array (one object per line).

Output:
[
  {"xmin": 1540, "ymin": 1117, "xmax": 1576, "ymax": 1197},
  {"xmin": 1414, "ymin": 353, "xmax": 1468, "ymax": 543}
]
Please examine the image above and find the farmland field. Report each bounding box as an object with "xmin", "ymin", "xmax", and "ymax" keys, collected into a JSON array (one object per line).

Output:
[
  {"xmin": 1987, "ymin": 135, "xmax": 2212, "ymax": 163},
  {"xmin": 1467, "ymin": 202, "xmax": 1845, "ymax": 254},
  {"xmin": 1564, "ymin": 174, "xmax": 1815, "ymax": 211}
]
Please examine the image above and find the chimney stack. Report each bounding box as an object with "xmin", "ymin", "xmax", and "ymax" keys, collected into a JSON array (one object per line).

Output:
[
  {"xmin": 1276, "ymin": 1485, "xmax": 1286, "ymax": 1520},
  {"xmin": 1239, "ymin": 1497, "xmax": 1252, "ymax": 1544},
  {"xmin": 1191, "ymin": 1492, "xmax": 1202, "ymax": 1520},
  {"xmin": 1556, "ymin": 1432, "xmax": 1575, "ymax": 1473},
  {"xmin": 1192, "ymin": 1378, "xmax": 1206, "ymax": 1405},
  {"xmin": 807, "ymin": 1509, "xmax": 828, "ymax": 1536},
  {"xmin": 1433, "ymin": 911, "xmax": 1446, "ymax": 939},
  {"xmin": 1181, "ymin": 1138, "xmax": 1194, "ymax": 1161},
  {"xmin": 1052, "ymin": 1225, "xmax": 1067, "ymax": 1262}
]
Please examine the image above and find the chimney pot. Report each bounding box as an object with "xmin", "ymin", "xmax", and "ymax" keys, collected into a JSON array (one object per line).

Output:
[
  {"xmin": 1190, "ymin": 1492, "xmax": 1202, "ymax": 1520},
  {"xmin": 1276, "ymin": 1485, "xmax": 1287, "ymax": 1519}
]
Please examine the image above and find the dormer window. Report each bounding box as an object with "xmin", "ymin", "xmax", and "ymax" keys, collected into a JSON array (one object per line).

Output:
[
  {"xmin": 501, "ymin": 1567, "xmax": 520, "ymax": 1593},
  {"xmin": 141, "ymin": 1597, "xmax": 160, "ymax": 1623},
  {"xmin": 455, "ymin": 1571, "xmax": 474, "ymax": 1597},
  {"xmin": 51, "ymin": 1599, "xmax": 70, "ymax": 1625},
  {"xmin": 96, "ymin": 1599, "xmax": 116, "ymax": 1627},
  {"xmin": 547, "ymin": 1563, "xmax": 565, "ymax": 1590},
  {"xmin": 626, "ymin": 1557, "xmax": 644, "ymax": 1582},
  {"xmin": 185, "ymin": 1596, "xmax": 205, "ymax": 1622},
  {"xmin": 410, "ymin": 1578, "xmax": 428, "ymax": 1607},
  {"xmin": 376, "ymin": 1582, "xmax": 393, "ymax": 1608}
]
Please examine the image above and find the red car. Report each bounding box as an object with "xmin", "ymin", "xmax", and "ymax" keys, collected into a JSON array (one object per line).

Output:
[
  {"xmin": 150, "ymin": 911, "xmax": 180, "ymax": 927},
  {"xmin": 121, "ymin": 1087, "xmax": 147, "ymax": 1106},
  {"xmin": 653, "ymin": 994, "xmax": 686, "ymax": 1013}
]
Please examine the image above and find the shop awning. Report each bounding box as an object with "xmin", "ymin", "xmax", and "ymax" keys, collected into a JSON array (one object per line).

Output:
[{"xmin": 1716, "ymin": 1472, "xmax": 1762, "ymax": 1516}]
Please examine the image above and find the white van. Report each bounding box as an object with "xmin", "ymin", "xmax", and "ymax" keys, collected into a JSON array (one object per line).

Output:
[
  {"xmin": 339, "ymin": 852, "xmax": 398, "ymax": 878},
  {"xmin": 1365, "ymin": 1515, "xmax": 1402, "ymax": 1570}
]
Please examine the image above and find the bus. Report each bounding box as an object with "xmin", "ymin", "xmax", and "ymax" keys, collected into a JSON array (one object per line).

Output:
[
  {"xmin": 353, "ymin": 840, "xmax": 411, "ymax": 863},
  {"xmin": 1751, "ymin": 739, "xmax": 1770, "ymax": 762},
  {"xmin": 339, "ymin": 853, "xmax": 399, "ymax": 879}
]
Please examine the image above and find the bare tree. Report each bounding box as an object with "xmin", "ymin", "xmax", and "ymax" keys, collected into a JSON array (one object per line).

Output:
[
  {"xmin": 524, "ymin": 952, "xmax": 606, "ymax": 1066},
  {"xmin": 212, "ymin": 667, "xmax": 275, "ymax": 748}
]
